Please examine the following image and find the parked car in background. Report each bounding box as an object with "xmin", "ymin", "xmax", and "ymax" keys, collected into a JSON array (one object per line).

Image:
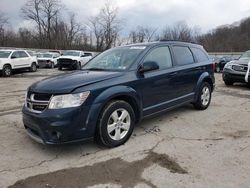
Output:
[
  {"xmin": 37, "ymin": 52, "xmax": 60, "ymax": 68},
  {"xmin": 57, "ymin": 50, "xmax": 93, "ymax": 70},
  {"xmin": 27, "ymin": 50, "xmax": 37, "ymax": 58},
  {"xmin": 48, "ymin": 50, "xmax": 62, "ymax": 55},
  {"xmin": 23, "ymin": 41, "xmax": 215, "ymax": 147},
  {"xmin": 223, "ymin": 51, "xmax": 250, "ymax": 86},
  {"xmin": 0, "ymin": 50, "xmax": 37, "ymax": 77},
  {"xmin": 215, "ymin": 56, "xmax": 233, "ymax": 72}
]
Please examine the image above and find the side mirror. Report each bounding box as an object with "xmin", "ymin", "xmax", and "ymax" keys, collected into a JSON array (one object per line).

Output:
[
  {"xmin": 11, "ymin": 56, "xmax": 17, "ymax": 59},
  {"xmin": 139, "ymin": 61, "xmax": 159, "ymax": 73}
]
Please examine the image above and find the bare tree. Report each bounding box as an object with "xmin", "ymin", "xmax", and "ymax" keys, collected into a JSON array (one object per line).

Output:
[
  {"xmin": 0, "ymin": 11, "xmax": 9, "ymax": 46},
  {"xmin": 129, "ymin": 26, "xmax": 157, "ymax": 43},
  {"xmin": 161, "ymin": 21, "xmax": 196, "ymax": 42},
  {"xmin": 21, "ymin": 0, "xmax": 62, "ymax": 48},
  {"xmin": 89, "ymin": 0, "xmax": 122, "ymax": 51},
  {"xmin": 89, "ymin": 16, "xmax": 104, "ymax": 51},
  {"xmin": 0, "ymin": 11, "xmax": 8, "ymax": 27}
]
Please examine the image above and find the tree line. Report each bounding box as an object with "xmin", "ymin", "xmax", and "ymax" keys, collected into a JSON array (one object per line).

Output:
[{"xmin": 0, "ymin": 0, "xmax": 250, "ymax": 52}]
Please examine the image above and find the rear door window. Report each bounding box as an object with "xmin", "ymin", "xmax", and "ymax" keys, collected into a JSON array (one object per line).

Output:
[
  {"xmin": 191, "ymin": 47, "xmax": 209, "ymax": 62},
  {"xmin": 172, "ymin": 46, "xmax": 194, "ymax": 66},
  {"xmin": 143, "ymin": 46, "xmax": 173, "ymax": 70}
]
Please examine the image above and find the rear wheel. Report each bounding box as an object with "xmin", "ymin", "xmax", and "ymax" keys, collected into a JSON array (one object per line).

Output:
[
  {"xmin": 30, "ymin": 62, "xmax": 37, "ymax": 72},
  {"xmin": 2, "ymin": 65, "xmax": 12, "ymax": 77},
  {"xmin": 193, "ymin": 82, "xmax": 212, "ymax": 110},
  {"xmin": 96, "ymin": 100, "xmax": 135, "ymax": 147}
]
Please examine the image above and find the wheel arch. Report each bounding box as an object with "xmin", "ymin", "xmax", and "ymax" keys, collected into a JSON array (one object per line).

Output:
[
  {"xmin": 86, "ymin": 86, "xmax": 143, "ymax": 137},
  {"xmin": 3, "ymin": 63, "xmax": 12, "ymax": 69},
  {"xmin": 194, "ymin": 72, "xmax": 214, "ymax": 101}
]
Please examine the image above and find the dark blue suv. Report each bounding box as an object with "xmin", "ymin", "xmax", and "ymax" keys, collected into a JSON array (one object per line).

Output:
[{"xmin": 22, "ymin": 41, "xmax": 215, "ymax": 147}]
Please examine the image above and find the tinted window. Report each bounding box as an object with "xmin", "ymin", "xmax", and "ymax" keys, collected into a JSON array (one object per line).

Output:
[
  {"xmin": 19, "ymin": 51, "xmax": 28, "ymax": 58},
  {"xmin": 173, "ymin": 46, "xmax": 194, "ymax": 66},
  {"xmin": 191, "ymin": 47, "xmax": 209, "ymax": 62},
  {"xmin": 143, "ymin": 46, "xmax": 172, "ymax": 69},
  {"xmin": 11, "ymin": 51, "xmax": 20, "ymax": 58}
]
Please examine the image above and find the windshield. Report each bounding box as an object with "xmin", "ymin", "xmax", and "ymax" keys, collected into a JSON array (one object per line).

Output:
[
  {"xmin": 0, "ymin": 51, "xmax": 11, "ymax": 58},
  {"xmin": 63, "ymin": 51, "xmax": 80, "ymax": 57},
  {"xmin": 38, "ymin": 54, "xmax": 53, "ymax": 58},
  {"xmin": 83, "ymin": 46, "xmax": 146, "ymax": 71},
  {"xmin": 239, "ymin": 52, "xmax": 250, "ymax": 60}
]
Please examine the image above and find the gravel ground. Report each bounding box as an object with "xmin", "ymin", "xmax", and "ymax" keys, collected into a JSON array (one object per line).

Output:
[{"xmin": 0, "ymin": 69, "xmax": 250, "ymax": 188}]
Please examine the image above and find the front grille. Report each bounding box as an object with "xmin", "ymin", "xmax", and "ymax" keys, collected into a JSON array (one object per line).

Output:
[
  {"xmin": 58, "ymin": 58, "xmax": 74, "ymax": 64},
  {"xmin": 232, "ymin": 64, "xmax": 248, "ymax": 72},
  {"xmin": 38, "ymin": 60, "xmax": 49, "ymax": 67},
  {"xmin": 26, "ymin": 92, "xmax": 52, "ymax": 113}
]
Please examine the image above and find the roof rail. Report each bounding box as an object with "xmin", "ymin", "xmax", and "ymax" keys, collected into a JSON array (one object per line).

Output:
[{"xmin": 159, "ymin": 39, "xmax": 200, "ymax": 45}]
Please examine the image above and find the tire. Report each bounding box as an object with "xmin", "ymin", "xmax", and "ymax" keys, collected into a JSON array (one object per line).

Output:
[
  {"xmin": 96, "ymin": 100, "xmax": 136, "ymax": 147},
  {"xmin": 193, "ymin": 82, "xmax": 212, "ymax": 110},
  {"xmin": 2, "ymin": 64, "xmax": 12, "ymax": 77},
  {"xmin": 30, "ymin": 62, "xmax": 37, "ymax": 72},
  {"xmin": 58, "ymin": 66, "xmax": 62, "ymax": 71},
  {"xmin": 51, "ymin": 62, "xmax": 55, "ymax": 69},
  {"xmin": 224, "ymin": 80, "xmax": 234, "ymax": 86},
  {"xmin": 76, "ymin": 62, "xmax": 81, "ymax": 70}
]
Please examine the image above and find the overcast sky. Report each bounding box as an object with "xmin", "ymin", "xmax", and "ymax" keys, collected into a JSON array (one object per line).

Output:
[{"xmin": 1, "ymin": 0, "xmax": 250, "ymax": 34}]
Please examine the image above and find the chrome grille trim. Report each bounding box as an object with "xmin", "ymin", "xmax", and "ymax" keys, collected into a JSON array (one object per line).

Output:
[{"xmin": 26, "ymin": 93, "xmax": 52, "ymax": 113}]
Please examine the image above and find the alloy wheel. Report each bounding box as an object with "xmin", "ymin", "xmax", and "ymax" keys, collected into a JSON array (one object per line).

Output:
[
  {"xmin": 201, "ymin": 86, "xmax": 210, "ymax": 106},
  {"xmin": 107, "ymin": 108, "xmax": 131, "ymax": 141}
]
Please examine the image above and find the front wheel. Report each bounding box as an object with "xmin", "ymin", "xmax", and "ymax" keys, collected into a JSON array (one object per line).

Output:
[
  {"xmin": 193, "ymin": 82, "xmax": 212, "ymax": 110},
  {"xmin": 2, "ymin": 65, "xmax": 12, "ymax": 77},
  {"xmin": 58, "ymin": 66, "xmax": 62, "ymax": 71},
  {"xmin": 30, "ymin": 62, "xmax": 37, "ymax": 72},
  {"xmin": 50, "ymin": 62, "xmax": 55, "ymax": 69},
  {"xmin": 224, "ymin": 80, "xmax": 234, "ymax": 86},
  {"xmin": 76, "ymin": 62, "xmax": 81, "ymax": 70},
  {"xmin": 96, "ymin": 100, "xmax": 135, "ymax": 147}
]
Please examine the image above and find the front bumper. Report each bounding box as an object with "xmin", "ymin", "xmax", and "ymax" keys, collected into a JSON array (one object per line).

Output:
[
  {"xmin": 223, "ymin": 69, "xmax": 249, "ymax": 83},
  {"xmin": 58, "ymin": 60, "xmax": 78, "ymax": 68},
  {"xmin": 22, "ymin": 105, "xmax": 96, "ymax": 144},
  {"xmin": 38, "ymin": 61, "xmax": 53, "ymax": 68}
]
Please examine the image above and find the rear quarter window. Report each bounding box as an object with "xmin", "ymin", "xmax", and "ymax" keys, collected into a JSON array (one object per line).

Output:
[
  {"xmin": 172, "ymin": 46, "xmax": 194, "ymax": 66},
  {"xmin": 191, "ymin": 47, "xmax": 209, "ymax": 62}
]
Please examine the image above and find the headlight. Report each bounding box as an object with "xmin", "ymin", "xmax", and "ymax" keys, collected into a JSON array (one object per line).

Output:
[
  {"xmin": 224, "ymin": 63, "xmax": 232, "ymax": 69},
  {"xmin": 48, "ymin": 91, "xmax": 90, "ymax": 109}
]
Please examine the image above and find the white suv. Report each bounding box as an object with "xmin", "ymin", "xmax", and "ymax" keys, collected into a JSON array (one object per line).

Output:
[
  {"xmin": 57, "ymin": 50, "xmax": 93, "ymax": 70},
  {"xmin": 0, "ymin": 50, "xmax": 38, "ymax": 77}
]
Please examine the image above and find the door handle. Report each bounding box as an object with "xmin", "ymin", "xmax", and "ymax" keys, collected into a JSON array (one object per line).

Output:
[
  {"xmin": 195, "ymin": 66, "xmax": 205, "ymax": 70},
  {"xmin": 169, "ymin": 72, "xmax": 178, "ymax": 76}
]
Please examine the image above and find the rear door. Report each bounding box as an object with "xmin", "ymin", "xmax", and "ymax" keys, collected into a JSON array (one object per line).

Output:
[
  {"xmin": 170, "ymin": 45, "xmax": 201, "ymax": 99},
  {"xmin": 18, "ymin": 51, "xmax": 31, "ymax": 68}
]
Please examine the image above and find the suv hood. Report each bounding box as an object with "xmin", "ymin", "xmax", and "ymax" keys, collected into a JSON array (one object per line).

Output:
[
  {"xmin": 230, "ymin": 59, "xmax": 250, "ymax": 65},
  {"xmin": 37, "ymin": 57, "xmax": 52, "ymax": 61},
  {"xmin": 29, "ymin": 70, "xmax": 123, "ymax": 93},
  {"xmin": 59, "ymin": 56, "xmax": 80, "ymax": 61}
]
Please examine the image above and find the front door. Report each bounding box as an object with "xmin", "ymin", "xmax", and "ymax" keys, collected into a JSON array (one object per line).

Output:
[{"xmin": 138, "ymin": 46, "xmax": 177, "ymax": 116}]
